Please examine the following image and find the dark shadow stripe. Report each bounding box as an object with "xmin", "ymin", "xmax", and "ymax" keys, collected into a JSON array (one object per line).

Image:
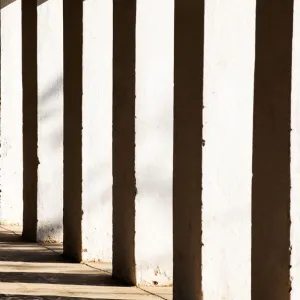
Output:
[
  {"xmin": 63, "ymin": 0, "xmax": 83, "ymax": 262},
  {"xmin": 0, "ymin": 0, "xmax": 16, "ymax": 10},
  {"xmin": 0, "ymin": 272, "xmax": 130, "ymax": 286},
  {"xmin": 173, "ymin": 0, "xmax": 204, "ymax": 299},
  {"xmin": 112, "ymin": 0, "xmax": 136, "ymax": 286},
  {"xmin": 0, "ymin": 295, "xmax": 121, "ymax": 300},
  {"xmin": 251, "ymin": 0, "xmax": 294, "ymax": 299},
  {"xmin": 22, "ymin": 0, "xmax": 38, "ymax": 242}
]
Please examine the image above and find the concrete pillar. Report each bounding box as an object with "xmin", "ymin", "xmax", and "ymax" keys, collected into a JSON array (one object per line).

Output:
[
  {"xmin": 81, "ymin": 0, "xmax": 113, "ymax": 262},
  {"xmin": 251, "ymin": 0, "xmax": 294, "ymax": 299},
  {"xmin": 37, "ymin": 0, "xmax": 63, "ymax": 243},
  {"xmin": 22, "ymin": 0, "xmax": 38, "ymax": 242},
  {"xmin": 0, "ymin": 0, "xmax": 23, "ymax": 226},
  {"xmin": 63, "ymin": 0, "xmax": 83, "ymax": 262},
  {"xmin": 112, "ymin": 0, "xmax": 136, "ymax": 285},
  {"xmin": 135, "ymin": 0, "xmax": 173, "ymax": 286},
  {"xmin": 291, "ymin": 1, "xmax": 300, "ymax": 299},
  {"xmin": 173, "ymin": 0, "xmax": 204, "ymax": 299},
  {"xmin": 202, "ymin": 0, "xmax": 255, "ymax": 299}
]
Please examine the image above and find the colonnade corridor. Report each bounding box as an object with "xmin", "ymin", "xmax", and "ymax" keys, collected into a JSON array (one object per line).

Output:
[
  {"xmin": 1, "ymin": 0, "xmax": 300, "ymax": 299},
  {"xmin": 0, "ymin": 226, "xmax": 171, "ymax": 299}
]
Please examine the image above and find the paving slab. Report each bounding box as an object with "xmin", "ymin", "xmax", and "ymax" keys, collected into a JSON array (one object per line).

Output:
[{"xmin": 0, "ymin": 226, "xmax": 171, "ymax": 300}]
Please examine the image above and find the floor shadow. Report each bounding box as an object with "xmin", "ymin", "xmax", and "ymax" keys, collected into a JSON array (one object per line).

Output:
[
  {"xmin": 0, "ymin": 248, "xmax": 66, "ymax": 263},
  {"xmin": 0, "ymin": 271, "xmax": 130, "ymax": 287},
  {"xmin": 0, "ymin": 230, "xmax": 64, "ymax": 263},
  {"xmin": 0, "ymin": 228, "xmax": 129, "ymax": 289},
  {"xmin": 0, "ymin": 296, "xmax": 127, "ymax": 300}
]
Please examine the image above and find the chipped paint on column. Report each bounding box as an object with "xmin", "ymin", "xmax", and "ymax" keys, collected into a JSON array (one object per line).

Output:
[
  {"xmin": 81, "ymin": 0, "xmax": 113, "ymax": 262},
  {"xmin": 202, "ymin": 0, "xmax": 256, "ymax": 298},
  {"xmin": 0, "ymin": 0, "xmax": 23, "ymax": 225},
  {"xmin": 135, "ymin": 0, "xmax": 174, "ymax": 286},
  {"xmin": 291, "ymin": 0, "xmax": 300, "ymax": 298},
  {"xmin": 37, "ymin": 0, "xmax": 63, "ymax": 243}
]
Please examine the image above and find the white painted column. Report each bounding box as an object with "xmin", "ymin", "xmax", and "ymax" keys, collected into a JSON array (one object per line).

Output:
[
  {"xmin": 81, "ymin": 0, "xmax": 113, "ymax": 262},
  {"xmin": 0, "ymin": 0, "xmax": 23, "ymax": 225},
  {"xmin": 37, "ymin": 0, "xmax": 63, "ymax": 243},
  {"xmin": 291, "ymin": 0, "xmax": 300, "ymax": 298},
  {"xmin": 135, "ymin": 0, "xmax": 173, "ymax": 286},
  {"xmin": 202, "ymin": 0, "xmax": 256, "ymax": 299}
]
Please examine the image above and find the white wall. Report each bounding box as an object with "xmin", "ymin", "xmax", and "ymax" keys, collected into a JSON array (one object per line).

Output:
[
  {"xmin": 1, "ymin": 0, "xmax": 299, "ymax": 294},
  {"xmin": 37, "ymin": 0, "xmax": 64, "ymax": 243},
  {"xmin": 36, "ymin": 0, "xmax": 114, "ymax": 255},
  {"xmin": 202, "ymin": 0, "xmax": 256, "ymax": 298},
  {"xmin": 291, "ymin": 0, "xmax": 300, "ymax": 298},
  {"xmin": 82, "ymin": 0, "xmax": 113, "ymax": 262},
  {"xmin": 135, "ymin": 0, "xmax": 174, "ymax": 286},
  {"xmin": 0, "ymin": 0, "xmax": 23, "ymax": 225}
]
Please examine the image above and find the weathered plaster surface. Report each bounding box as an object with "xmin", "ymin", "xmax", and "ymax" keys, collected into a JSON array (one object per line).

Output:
[
  {"xmin": 37, "ymin": 0, "xmax": 63, "ymax": 243},
  {"xmin": 0, "ymin": 0, "xmax": 23, "ymax": 225},
  {"xmin": 1, "ymin": 0, "xmax": 299, "ymax": 294},
  {"xmin": 202, "ymin": 0, "xmax": 256, "ymax": 298},
  {"xmin": 82, "ymin": 0, "xmax": 113, "ymax": 262},
  {"xmin": 135, "ymin": 0, "xmax": 173, "ymax": 286}
]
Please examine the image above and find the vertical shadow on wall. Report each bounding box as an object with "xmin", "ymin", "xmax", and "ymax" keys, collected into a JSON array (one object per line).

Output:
[
  {"xmin": 173, "ymin": 0, "xmax": 204, "ymax": 299},
  {"xmin": 112, "ymin": 0, "xmax": 136, "ymax": 285},
  {"xmin": 22, "ymin": 0, "xmax": 38, "ymax": 242},
  {"xmin": 251, "ymin": 0, "xmax": 294, "ymax": 299},
  {"xmin": 63, "ymin": 0, "xmax": 83, "ymax": 262}
]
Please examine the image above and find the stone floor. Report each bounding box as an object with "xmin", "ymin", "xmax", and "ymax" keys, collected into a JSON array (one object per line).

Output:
[{"xmin": 0, "ymin": 226, "xmax": 172, "ymax": 300}]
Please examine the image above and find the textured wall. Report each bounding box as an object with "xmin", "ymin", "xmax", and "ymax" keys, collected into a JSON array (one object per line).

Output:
[
  {"xmin": 0, "ymin": 0, "xmax": 23, "ymax": 225},
  {"xmin": 1, "ymin": 0, "xmax": 300, "ymax": 296},
  {"xmin": 135, "ymin": 0, "xmax": 173, "ymax": 286},
  {"xmin": 37, "ymin": 0, "xmax": 63, "ymax": 243},
  {"xmin": 202, "ymin": 0, "xmax": 255, "ymax": 298},
  {"xmin": 82, "ymin": 0, "xmax": 113, "ymax": 262}
]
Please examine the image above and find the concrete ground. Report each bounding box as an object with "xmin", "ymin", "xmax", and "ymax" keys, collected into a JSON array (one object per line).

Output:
[{"xmin": 0, "ymin": 226, "xmax": 172, "ymax": 300}]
